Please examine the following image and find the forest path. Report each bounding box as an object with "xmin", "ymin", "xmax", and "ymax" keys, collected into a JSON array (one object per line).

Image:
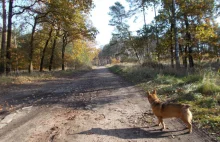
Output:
[{"xmin": 0, "ymin": 67, "xmax": 213, "ymax": 142}]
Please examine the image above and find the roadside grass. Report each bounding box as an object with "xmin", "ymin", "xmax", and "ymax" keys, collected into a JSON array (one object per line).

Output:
[
  {"xmin": 0, "ymin": 72, "xmax": 54, "ymax": 85},
  {"xmin": 108, "ymin": 63, "xmax": 220, "ymax": 137},
  {"xmin": 0, "ymin": 68, "xmax": 91, "ymax": 85}
]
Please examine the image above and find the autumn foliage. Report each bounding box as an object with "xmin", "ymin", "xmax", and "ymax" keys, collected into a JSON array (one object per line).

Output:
[{"xmin": 0, "ymin": 0, "xmax": 98, "ymax": 75}]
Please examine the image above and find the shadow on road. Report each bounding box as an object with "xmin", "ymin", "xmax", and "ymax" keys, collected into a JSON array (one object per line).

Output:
[
  {"xmin": 77, "ymin": 127, "xmax": 189, "ymax": 139},
  {"xmin": 0, "ymin": 67, "xmax": 140, "ymax": 112}
]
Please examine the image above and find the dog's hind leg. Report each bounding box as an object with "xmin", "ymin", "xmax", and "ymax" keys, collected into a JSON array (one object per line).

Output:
[
  {"xmin": 187, "ymin": 121, "xmax": 192, "ymax": 133},
  {"xmin": 181, "ymin": 110, "xmax": 192, "ymax": 133},
  {"xmin": 182, "ymin": 118, "xmax": 192, "ymax": 133}
]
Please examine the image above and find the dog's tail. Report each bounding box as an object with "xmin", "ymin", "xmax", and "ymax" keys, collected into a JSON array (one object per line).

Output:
[{"xmin": 183, "ymin": 104, "xmax": 190, "ymax": 109}]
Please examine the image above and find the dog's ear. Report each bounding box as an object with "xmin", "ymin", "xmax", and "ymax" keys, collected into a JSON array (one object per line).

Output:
[
  {"xmin": 153, "ymin": 89, "xmax": 157, "ymax": 94},
  {"xmin": 147, "ymin": 91, "xmax": 151, "ymax": 98}
]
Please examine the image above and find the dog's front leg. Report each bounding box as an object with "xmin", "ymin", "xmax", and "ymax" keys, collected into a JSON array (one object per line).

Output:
[
  {"xmin": 161, "ymin": 118, "xmax": 165, "ymax": 130},
  {"xmin": 157, "ymin": 116, "xmax": 161, "ymax": 126},
  {"xmin": 157, "ymin": 117, "xmax": 165, "ymax": 130}
]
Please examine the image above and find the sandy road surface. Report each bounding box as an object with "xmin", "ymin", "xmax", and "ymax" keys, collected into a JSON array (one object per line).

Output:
[{"xmin": 0, "ymin": 67, "xmax": 214, "ymax": 142}]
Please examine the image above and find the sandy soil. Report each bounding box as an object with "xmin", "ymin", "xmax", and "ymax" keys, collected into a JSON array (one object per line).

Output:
[{"xmin": 0, "ymin": 67, "xmax": 215, "ymax": 142}]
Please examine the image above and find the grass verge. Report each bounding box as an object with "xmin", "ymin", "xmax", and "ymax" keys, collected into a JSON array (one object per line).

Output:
[{"xmin": 0, "ymin": 68, "xmax": 91, "ymax": 85}]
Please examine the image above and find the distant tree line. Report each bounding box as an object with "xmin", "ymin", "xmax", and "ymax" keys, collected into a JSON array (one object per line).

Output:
[{"xmin": 99, "ymin": 0, "xmax": 220, "ymax": 69}]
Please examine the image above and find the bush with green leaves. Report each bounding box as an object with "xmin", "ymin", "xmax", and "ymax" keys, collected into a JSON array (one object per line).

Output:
[{"xmin": 197, "ymin": 97, "xmax": 218, "ymax": 108}]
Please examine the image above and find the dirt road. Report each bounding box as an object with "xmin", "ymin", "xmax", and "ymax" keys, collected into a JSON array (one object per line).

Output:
[{"xmin": 0, "ymin": 67, "xmax": 214, "ymax": 142}]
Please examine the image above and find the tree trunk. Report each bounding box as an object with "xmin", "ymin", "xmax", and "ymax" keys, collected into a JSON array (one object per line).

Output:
[
  {"xmin": 142, "ymin": 5, "xmax": 147, "ymax": 31},
  {"xmin": 153, "ymin": 2, "xmax": 159, "ymax": 47},
  {"xmin": 49, "ymin": 29, "xmax": 59, "ymax": 71},
  {"xmin": 188, "ymin": 46, "xmax": 194, "ymax": 68},
  {"xmin": 142, "ymin": 5, "xmax": 149, "ymax": 60},
  {"xmin": 170, "ymin": 23, "xmax": 174, "ymax": 68},
  {"xmin": 14, "ymin": 35, "xmax": 18, "ymax": 73},
  {"xmin": 184, "ymin": 14, "xmax": 194, "ymax": 68},
  {"xmin": 183, "ymin": 46, "xmax": 187, "ymax": 68},
  {"xmin": 6, "ymin": 0, "xmax": 13, "ymax": 75},
  {"xmin": 133, "ymin": 48, "xmax": 141, "ymax": 64},
  {"xmin": 179, "ymin": 44, "xmax": 187, "ymax": 68},
  {"xmin": 0, "ymin": 0, "xmax": 7, "ymax": 74},
  {"xmin": 153, "ymin": 2, "xmax": 159, "ymax": 61},
  {"xmin": 172, "ymin": 0, "xmax": 180, "ymax": 69},
  {"xmin": 62, "ymin": 32, "xmax": 67, "ymax": 71},
  {"xmin": 40, "ymin": 27, "xmax": 53, "ymax": 72},
  {"xmin": 28, "ymin": 18, "xmax": 37, "ymax": 73}
]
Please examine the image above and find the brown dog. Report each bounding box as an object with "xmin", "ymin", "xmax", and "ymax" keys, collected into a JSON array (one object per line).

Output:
[{"xmin": 147, "ymin": 90, "xmax": 192, "ymax": 133}]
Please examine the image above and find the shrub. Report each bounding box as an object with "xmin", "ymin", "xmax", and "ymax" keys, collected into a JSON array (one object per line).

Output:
[
  {"xmin": 111, "ymin": 58, "xmax": 120, "ymax": 64},
  {"xmin": 142, "ymin": 61, "xmax": 164, "ymax": 69},
  {"xmin": 198, "ymin": 97, "xmax": 218, "ymax": 108},
  {"xmin": 197, "ymin": 71, "xmax": 220, "ymax": 95},
  {"xmin": 178, "ymin": 92, "xmax": 203, "ymax": 102},
  {"xmin": 156, "ymin": 74, "xmax": 182, "ymax": 84},
  {"xmin": 108, "ymin": 65, "xmax": 123, "ymax": 74},
  {"xmin": 183, "ymin": 75, "xmax": 203, "ymax": 84},
  {"xmin": 121, "ymin": 57, "xmax": 138, "ymax": 63},
  {"xmin": 0, "ymin": 76, "xmax": 14, "ymax": 85},
  {"xmin": 197, "ymin": 81, "xmax": 220, "ymax": 95}
]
